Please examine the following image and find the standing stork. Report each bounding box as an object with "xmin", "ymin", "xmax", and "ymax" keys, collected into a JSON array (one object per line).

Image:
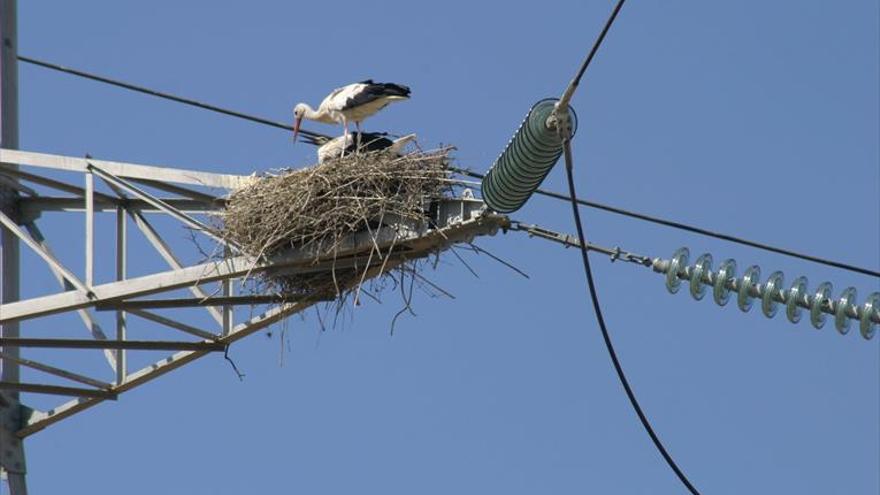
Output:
[
  {"xmin": 302, "ymin": 132, "xmax": 417, "ymax": 163},
  {"xmin": 293, "ymin": 80, "xmax": 411, "ymax": 148}
]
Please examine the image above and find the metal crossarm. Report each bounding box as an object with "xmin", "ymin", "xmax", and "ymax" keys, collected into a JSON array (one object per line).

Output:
[
  {"xmin": 0, "ymin": 352, "xmax": 110, "ymax": 389},
  {"xmin": 125, "ymin": 309, "xmax": 219, "ymax": 341},
  {"xmin": 0, "ymin": 383, "xmax": 117, "ymax": 400},
  {"xmin": 95, "ymin": 295, "xmax": 318, "ymax": 310},
  {"xmin": 0, "ymin": 148, "xmax": 253, "ymax": 189},
  {"xmin": 127, "ymin": 177, "xmax": 221, "ymax": 203},
  {"xmin": 0, "ymin": 338, "xmax": 225, "ymax": 352}
]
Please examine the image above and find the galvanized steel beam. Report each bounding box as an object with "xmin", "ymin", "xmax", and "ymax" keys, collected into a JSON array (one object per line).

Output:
[
  {"xmin": 0, "ymin": 382, "xmax": 116, "ymax": 400},
  {"xmin": 0, "ymin": 338, "xmax": 225, "ymax": 352},
  {"xmin": 0, "ymin": 148, "xmax": 254, "ymax": 189}
]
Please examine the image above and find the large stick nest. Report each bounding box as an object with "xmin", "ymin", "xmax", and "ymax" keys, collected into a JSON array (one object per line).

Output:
[{"xmin": 220, "ymin": 148, "xmax": 454, "ymax": 299}]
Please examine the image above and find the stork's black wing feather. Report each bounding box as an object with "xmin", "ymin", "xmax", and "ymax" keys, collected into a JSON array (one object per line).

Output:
[
  {"xmin": 344, "ymin": 132, "xmax": 395, "ymax": 154},
  {"xmin": 341, "ymin": 81, "xmax": 411, "ymax": 110}
]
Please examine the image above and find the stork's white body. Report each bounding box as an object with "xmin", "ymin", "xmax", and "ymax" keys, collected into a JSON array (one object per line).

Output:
[{"xmin": 317, "ymin": 83, "xmax": 408, "ymax": 125}]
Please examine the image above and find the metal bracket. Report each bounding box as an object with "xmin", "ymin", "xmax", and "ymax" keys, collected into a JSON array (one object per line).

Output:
[{"xmin": 546, "ymin": 101, "xmax": 574, "ymax": 141}]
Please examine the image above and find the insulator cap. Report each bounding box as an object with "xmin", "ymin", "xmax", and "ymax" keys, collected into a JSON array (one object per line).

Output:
[
  {"xmin": 861, "ymin": 292, "xmax": 880, "ymax": 340},
  {"xmin": 810, "ymin": 282, "xmax": 833, "ymax": 329},
  {"xmin": 761, "ymin": 271, "xmax": 784, "ymax": 318},
  {"xmin": 738, "ymin": 265, "xmax": 761, "ymax": 313},
  {"xmin": 713, "ymin": 259, "xmax": 736, "ymax": 306},
  {"xmin": 786, "ymin": 276, "xmax": 808, "ymax": 324},
  {"xmin": 835, "ymin": 287, "xmax": 857, "ymax": 334},
  {"xmin": 690, "ymin": 253, "xmax": 712, "ymax": 300}
]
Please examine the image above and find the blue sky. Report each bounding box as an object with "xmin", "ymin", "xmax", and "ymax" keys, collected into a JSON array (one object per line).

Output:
[{"xmin": 7, "ymin": 1, "xmax": 879, "ymax": 493}]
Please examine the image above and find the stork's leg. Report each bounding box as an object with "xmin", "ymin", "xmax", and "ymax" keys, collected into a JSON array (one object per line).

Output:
[
  {"xmin": 355, "ymin": 122, "xmax": 363, "ymax": 152},
  {"xmin": 340, "ymin": 119, "xmax": 349, "ymax": 158}
]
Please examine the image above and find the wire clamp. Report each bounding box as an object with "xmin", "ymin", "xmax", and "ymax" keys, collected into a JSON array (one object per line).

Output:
[
  {"xmin": 547, "ymin": 102, "xmax": 574, "ymax": 141},
  {"xmin": 610, "ymin": 246, "xmax": 622, "ymax": 262}
]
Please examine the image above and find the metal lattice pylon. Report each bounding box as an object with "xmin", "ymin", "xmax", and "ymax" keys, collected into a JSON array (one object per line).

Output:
[{"xmin": 0, "ymin": 147, "xmax": 507, "ymax": 492}]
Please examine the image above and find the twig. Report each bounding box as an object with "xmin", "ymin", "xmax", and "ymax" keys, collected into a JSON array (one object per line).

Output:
[
  {"xmin": 314, "ymin": 305, "xmax": 328, "ymax": 333},
  {"xmin": 403, "ymin": 265, "xmax": 456, "ymax": 299},
  {"xmin": 224, "ymin": 344, "xmax": 246, "ymax": 381},
  {"xmin": 353, "ymin": 206, "xmax": 384, "ymax": 306},
  {"xmin": 449, "ymin": 246, "xmax": 479, "ymax": 278},
  {"xmin": 464, "ymin": 243, "xmax": 529, "ymax": 279},
  {"xmin": 390, "ymin": 269, "xmax": 413, "ymax": 335}
]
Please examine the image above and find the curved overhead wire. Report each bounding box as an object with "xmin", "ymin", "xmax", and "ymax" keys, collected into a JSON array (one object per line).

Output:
[
  {"xmin": 564, "ymin": 139, "xmax": 702, "ymax": 495},
  {"xmin": 556, "ymin": 1, "xmax": 702, "ymax": 493}
]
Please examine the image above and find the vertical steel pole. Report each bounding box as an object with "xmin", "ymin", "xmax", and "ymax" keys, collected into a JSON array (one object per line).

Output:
[
  {"xmin": 85, "ymin": 171, "xmax": 94, "ymax": 288},
  {"xmin": 0, "ymin": 1, "xmax": 27, "ymax": 493},
  {"xmin": 115, "ymin": 206, "xmax": 126, "ymax": 384},
  {"xmin": 222, "ymin": 247, "xmax": 232, "ymax": 336}
]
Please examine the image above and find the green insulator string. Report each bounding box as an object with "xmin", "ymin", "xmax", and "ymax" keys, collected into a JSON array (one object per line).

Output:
[{"xmin": 481, "ymin": 98, "xmax": 577, "ymax": 213}]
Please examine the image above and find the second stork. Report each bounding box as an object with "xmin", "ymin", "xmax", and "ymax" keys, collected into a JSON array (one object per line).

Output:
[{"xmin": 302, "ymin": 132, "xmax": 417, "ymax": 163}]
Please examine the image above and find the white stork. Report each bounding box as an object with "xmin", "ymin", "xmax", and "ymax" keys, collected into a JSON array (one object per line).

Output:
[
  {"xmin": 302, "ymin": 132, "xmax": 417, "ymax": 164},
  {"xmin": 293, "ymin": 80, "xmax": 411, "ymax": 147}
]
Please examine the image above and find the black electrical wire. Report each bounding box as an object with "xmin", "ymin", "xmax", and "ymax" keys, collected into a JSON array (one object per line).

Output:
[
  {"xmin": 572, "ymin": 0, "xmax": 627, "ymax": 87},
  {"xmin": 17, "ymin": 55, "xmax": 330, "ymax": 140},
  {"xmin": 563, "ymin": 139, "xmax": 702, "ymax": 494},
  {"xmin": 450, "ymin": 167, "xmax": 880, "ymax": 279},
  {"xmin": 559, "ymin": 1, "xmax": 701, "ymax": 492},
  {"xmin": 19, "ymin": 54, "xmax": 879, "ymax": 280}
]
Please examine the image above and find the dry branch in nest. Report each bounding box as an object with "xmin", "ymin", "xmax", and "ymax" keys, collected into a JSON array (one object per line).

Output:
[{"xmin": 219, "ymin": 147, "xmax": 455, "ymax": 303}]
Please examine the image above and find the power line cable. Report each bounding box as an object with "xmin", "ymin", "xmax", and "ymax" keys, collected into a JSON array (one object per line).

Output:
[
  {"xmin": 563, "ymin": 139, "xmax": 702, "ymax": 494},
  {"xmin": 573, "ymin": 0, "xmax": 626, "ymax": 86},
  {"xmin": 451, "ymin": 167, "xmax": 879, "ymax": 279},
  {"xmin": 558, "ymin": 0, "xmax": 627, "ymax": 107},
  {"xmin": 556, "ymin": 1, "xmax": 702, "ymax": 493},
  {"xmin": 20, "ymin": 54, "xmax": 877, "ymax": 280},
  {"xmin": 17, "ymin": 55, "xmax": 330, "ymax": 140}
]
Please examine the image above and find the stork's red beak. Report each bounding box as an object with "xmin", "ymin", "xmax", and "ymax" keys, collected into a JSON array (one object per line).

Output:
[{"xmin": 292, "ymin": 117, "xmax": 302, "ymax": 143}]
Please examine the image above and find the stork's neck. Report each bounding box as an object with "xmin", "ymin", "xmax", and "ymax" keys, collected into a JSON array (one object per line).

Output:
[
  {"xmin": 300, "ymin": 104, "xmax": 320, "ymax": 119},
  {"xmin": 301, "ymin": 104, "xmax": 336, "ymax": 124}
]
